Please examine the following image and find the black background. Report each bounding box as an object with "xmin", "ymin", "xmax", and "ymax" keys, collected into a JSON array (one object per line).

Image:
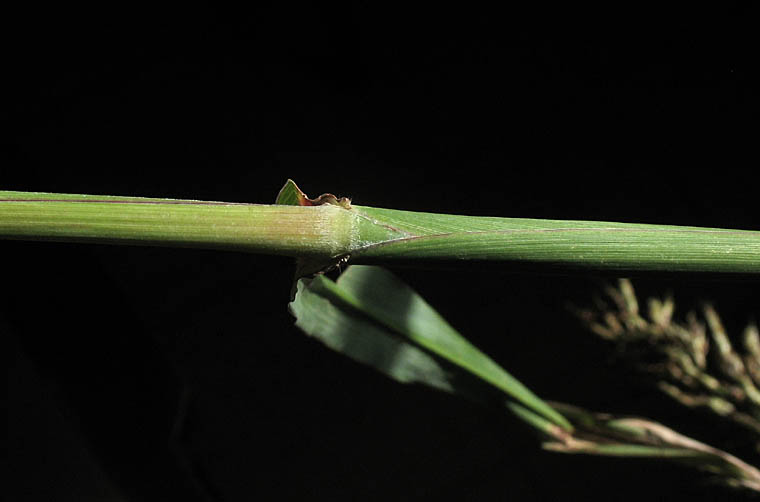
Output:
[{"xmin": 8, "ymin": 5, "xmax": 758, "ymax": 501}]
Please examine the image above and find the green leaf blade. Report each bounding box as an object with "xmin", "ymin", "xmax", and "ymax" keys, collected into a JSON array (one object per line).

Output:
[
  {"xmin": 290, "ymin": 265, "xmax": 572, "ymax": 431},
  {"xmin": 334, "ymin": 266, "xmax": 572, "ymax": 430}
]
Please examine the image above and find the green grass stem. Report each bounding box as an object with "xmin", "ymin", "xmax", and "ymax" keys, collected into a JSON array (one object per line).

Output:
[{"xmin": 2, "ymin": 190, "xmax": 759, "ymax": 275}]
